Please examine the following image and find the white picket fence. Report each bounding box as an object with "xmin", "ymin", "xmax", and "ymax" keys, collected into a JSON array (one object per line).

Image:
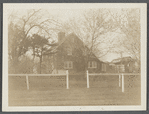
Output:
[
  {"xmin": 9, "ymin": 70, "xmax": 69, "ymax": 90},
  {"xmin": 9, "ymin": 70, "xmax": 140, "ymax": 93},
  {"xmin": 86, "ymin": 70, "xmax": 140, "ymax": 93}
]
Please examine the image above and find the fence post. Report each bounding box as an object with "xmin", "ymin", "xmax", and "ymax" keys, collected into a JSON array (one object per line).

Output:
[
  {"xmin": 122, "ymin": 73, "xmax": 124, "ymax": 93},
  {"xmin": 66, "ymin": 70, "xmax": 69, "ymax": 89},
  {"xmin": 119, "ymin": 74, "xmax": 121, "ymax": 87},
  {"xmin": 87, "ymin": 70, "xmax": 89, "ymax": 88},
  {"xmin": 26, "ymin": 75, "xmax": 29, "ymax": 90}
]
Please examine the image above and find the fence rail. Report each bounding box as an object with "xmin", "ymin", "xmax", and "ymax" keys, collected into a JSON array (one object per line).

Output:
[
  {"xmin": 87, "ymin": 71, "xmax": 140, "ymax": 93},
  {"xmin": 89, "ymin": 73, "xmax": 140, "ymax": 76},
  {"xmin": 8, "ymin": 70, "xmax": 69, "ymax": 90},
  {"xmin": 8, "ymin": 74, "xmax": 66, "ymax": 76},
  {"xmin": 9, "ymin": 71, "xmax": 140, "ymax": 93}
]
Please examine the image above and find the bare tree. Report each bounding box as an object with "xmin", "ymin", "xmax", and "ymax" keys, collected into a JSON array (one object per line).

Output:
[
  {"xmin": 62, "ymin": 9, "xmax": 118, "ymax": 70},
  {"xmin": 109, "ymin": 9, "xmax": 140, "ymax": 65},
  {"xmin": 8, "ymin": 9, "xmax": 62, "ymax": 73}
]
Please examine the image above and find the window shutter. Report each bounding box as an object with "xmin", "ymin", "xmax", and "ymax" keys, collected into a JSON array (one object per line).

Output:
[
  {"xmin": 102, "ymin": 64, "xmax": 103, "ymax": 71},
  {"xmin": 104, "ymin": 64, "xmax": 105, "ymax": 71},
  {"xmin": 88, "ymin": 62, "xmax": 91, "ymax": 68},
  {"xmin": 71, "ymin": 61, "xmax": 73, "ymax": 69},
  {"xmin": 92, "ymin": 61, "xmax": 94, "ymax": 68},
  {"xmin": 104, "ymin": 64, "xmax": 106, "ymax": 71},
  {"xmin": 90, "ymin": 62, "xmax": 92, "ymax": 68},
  {"xmin": 95, "ymin": 62, "xmax": 97, "ymax": 68}
]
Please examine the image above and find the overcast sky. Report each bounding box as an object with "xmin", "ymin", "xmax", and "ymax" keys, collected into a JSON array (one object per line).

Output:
[{"xmin": 7, "ymin": 4, "xmax": 135, "ymax": 62}]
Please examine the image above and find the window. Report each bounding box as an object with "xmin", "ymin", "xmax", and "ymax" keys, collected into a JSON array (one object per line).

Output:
[
  {"xmin": 102, "ymin": 64, "xmax": 106, "ymax": 71},
  {"xmin": 67, "ymin": 46, "xmax": 72, "ymax": 55},
  {"xmin": 127, "ymin": 63, "xmax": 130, "ymax": 67},
  {"xmin": 88, "ymin": 61, "xmax": 97, "ymax": 68},
  {"xmin": 119, "ymin": 65, "xmax": 125, "ymax": 72},
  {"xmin": 64, "ymin": 61, "xmax": 73, "ymax": 69},
  {"xmin": 88, "ymin": 61, "xmax": 92, "ymax": 68}
]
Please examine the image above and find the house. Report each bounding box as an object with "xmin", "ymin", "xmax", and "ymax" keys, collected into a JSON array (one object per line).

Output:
[
  {"xmin": 110, "ymin": 56, "xmax": 140, "ymax": 73},
  {"xmin": 43, "ymin": 32, "xmax": 108, "ymax": 74}
]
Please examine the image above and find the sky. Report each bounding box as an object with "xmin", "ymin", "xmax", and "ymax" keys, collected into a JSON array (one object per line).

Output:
[
  {"xmin": 8, "ymin": 5, "xmax": 134, "ymax": 62},
  {"xmin": 45, "ymin": 8, "xmax": 132, "ymax": 62},
  {"xmin": 46, "ymin": 9, "xmax": 131, "ymax": 62}
]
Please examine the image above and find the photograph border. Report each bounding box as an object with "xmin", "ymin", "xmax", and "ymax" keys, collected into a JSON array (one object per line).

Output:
[{"xmin": 2, "ymin": 3, "xmax": 147, "ymax": 111}]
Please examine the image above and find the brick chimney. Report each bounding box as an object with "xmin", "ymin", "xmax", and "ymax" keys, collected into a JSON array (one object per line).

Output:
[{"xmin": 58, "ymin": 32, "xmax": 65, "ymax": 43}]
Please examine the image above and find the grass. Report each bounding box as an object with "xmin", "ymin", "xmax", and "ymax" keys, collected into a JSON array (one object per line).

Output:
[{"xmin": 8, "ymin": 75, "xmax": 141, "ymax": 106}]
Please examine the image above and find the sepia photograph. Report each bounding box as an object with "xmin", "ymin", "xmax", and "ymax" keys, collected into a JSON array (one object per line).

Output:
[{"xmin": 2, "ymin": 3, "xmax": 147, "ymax": 111}]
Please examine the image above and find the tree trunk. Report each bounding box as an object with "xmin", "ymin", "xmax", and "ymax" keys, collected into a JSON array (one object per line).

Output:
[
  {"xmin": 39, "ymin": 56, "xmax": 42, "ymax": 74},
  {"xmin": 39, "ymin": 50, "xmax": 43, "ymax": 74},
  {"xmin": 33, "ymin": 46, "xmax": 35, "ymax": 61}
]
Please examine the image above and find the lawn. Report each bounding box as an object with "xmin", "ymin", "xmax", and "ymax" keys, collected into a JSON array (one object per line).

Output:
[{"xmin": 8, "ymin": 74, "xmax": 141, "ymax": 106}]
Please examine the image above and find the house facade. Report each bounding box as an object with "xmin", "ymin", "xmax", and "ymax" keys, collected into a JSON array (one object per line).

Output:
[
  {"xmin": 110, "ymin": 57, "xmax": 140, "ymax": 73},
  {"xmin": 44, "ymin": 32, "xmax": 108, "ymax": 74}
]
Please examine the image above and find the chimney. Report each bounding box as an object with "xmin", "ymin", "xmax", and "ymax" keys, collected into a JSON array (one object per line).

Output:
[{"xmin": 58, "ymin": 32, "xmax": 65, "ymax": 43}]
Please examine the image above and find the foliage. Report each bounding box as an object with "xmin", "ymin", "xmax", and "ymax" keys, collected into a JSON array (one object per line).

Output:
[
  {"xmin": 110, "ymin": 9, "xmax": 140, "ymax": 63},
  {"xmin": 8, "ymin": 9, "xmax": 61, "ymax": 74},
  {"xmin": 8, "ymin": 55, "xmax": 34, "ymax": 74},
  {"xmin": 29, "ymin": 34, "xmax": 58, "ymax": 73}
]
